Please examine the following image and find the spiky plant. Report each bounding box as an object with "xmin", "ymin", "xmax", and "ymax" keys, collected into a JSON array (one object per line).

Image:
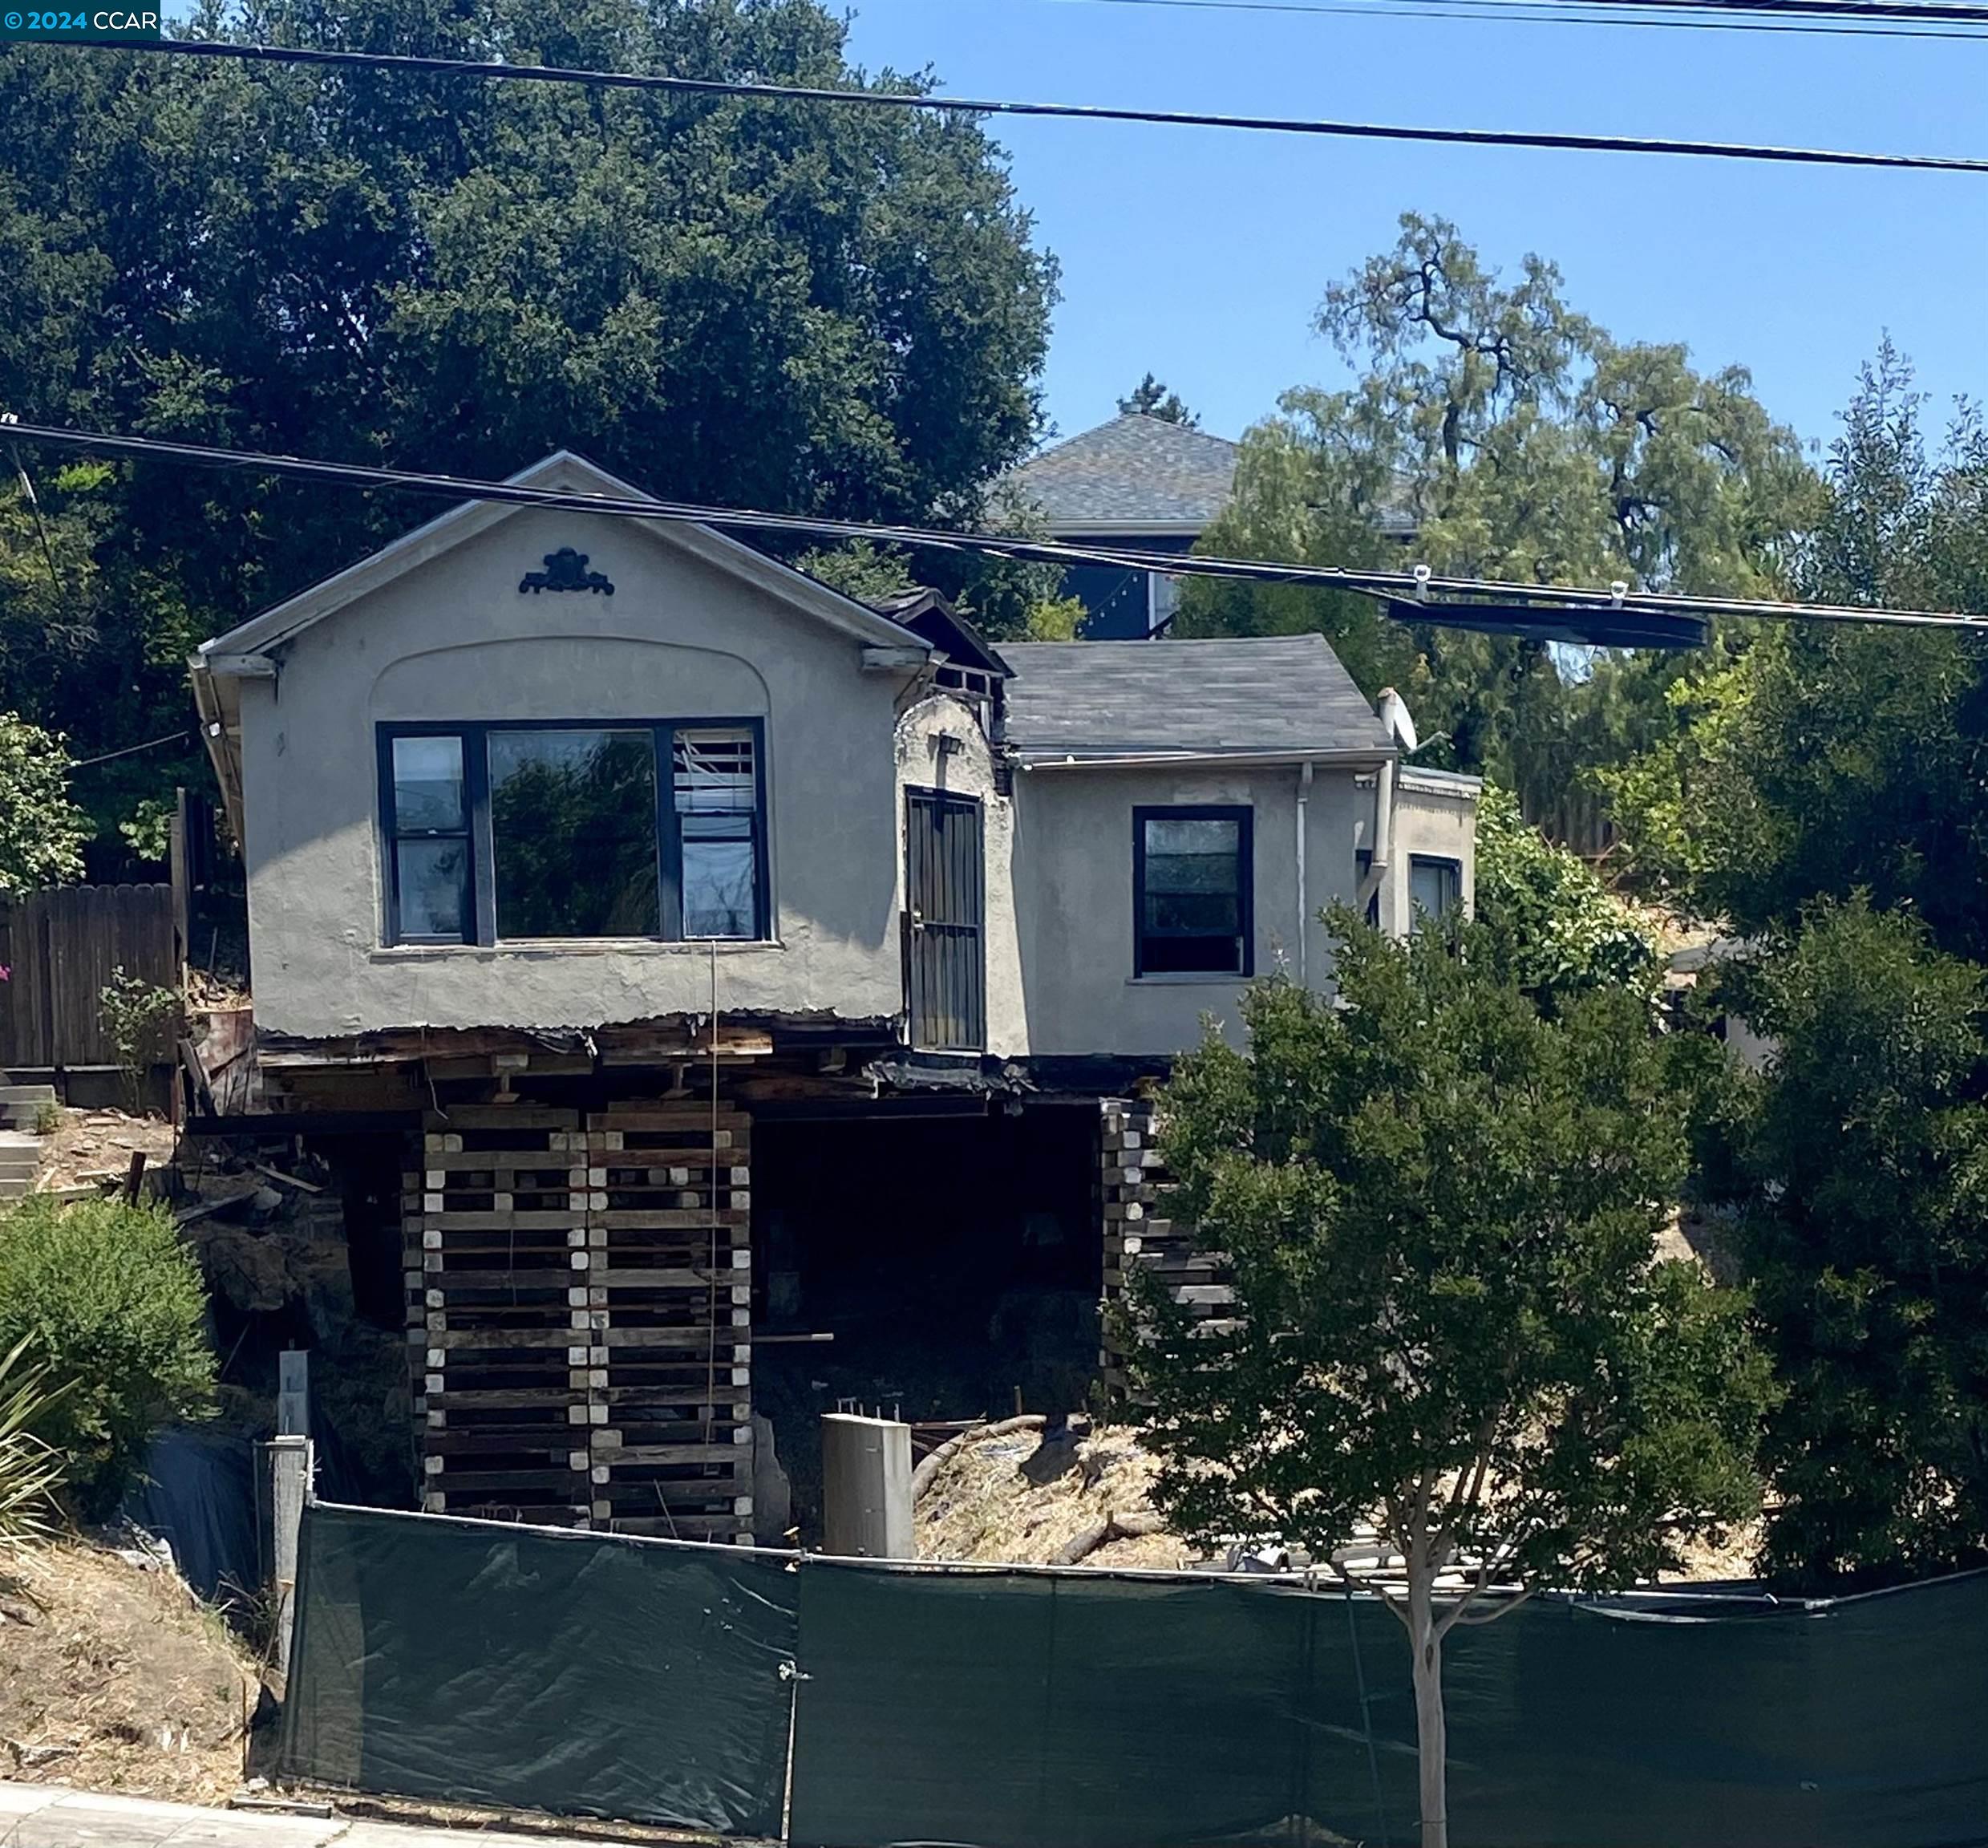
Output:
[{"xmin": 0, "ymin": 1336, "xmax": 66, "ymax": 1545}]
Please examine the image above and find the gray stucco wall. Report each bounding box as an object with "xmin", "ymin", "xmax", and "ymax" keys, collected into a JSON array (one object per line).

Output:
[
  {"xmin": 1377, "ymin": 768, "xmax": 1481, "ymax": 936},
  {"xmin": 1010, "ymin": 761, "xmax": 1373, "ymax": 1059},
  {"xmin": 238, "ymin": 505, "xmax": 916, "ymax": 1040},
  {"xmin": 893, "ymin": 695, "xmax": 1026, "ymax": 1059}
]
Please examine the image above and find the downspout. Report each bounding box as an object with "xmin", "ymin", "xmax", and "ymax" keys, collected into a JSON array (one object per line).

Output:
[
  {"xmin": 1371, "ymin": 758, "xmax": 1397, "ymax": 930},
  {"xmin": 1296, "ymin": 760, "xmax": 1313, "ymax": 986}
]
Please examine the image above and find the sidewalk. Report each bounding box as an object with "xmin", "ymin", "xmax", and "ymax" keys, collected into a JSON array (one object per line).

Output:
[{"xmin": 0, "ymin": 1781, "xmax": 642, "ymax": 1848}]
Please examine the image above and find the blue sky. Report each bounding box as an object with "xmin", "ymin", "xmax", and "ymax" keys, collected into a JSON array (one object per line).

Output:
[{"xmin": 841, "ymin": 0, "xmax": 1988, "ymax": 462}]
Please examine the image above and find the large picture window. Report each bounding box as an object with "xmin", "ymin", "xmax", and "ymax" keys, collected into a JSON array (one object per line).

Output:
[
  {"xmin": 1133, "ymin": 805, "xmax": 1253, "ymax": 977},
  {"xmin": 379, "ymin": 720, "xmax": 767, "ymax": 947}
]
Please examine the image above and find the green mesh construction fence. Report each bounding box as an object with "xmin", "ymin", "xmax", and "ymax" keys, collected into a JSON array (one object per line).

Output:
[
  {"xmin": 279, "ymin": 1502, "xmax": 1988, "ymax": 1848},
  {"xmin": 277, "ymin": 1500, "xmax": 797, "ymax": 1834},
  {"xmin": 788, "ymin": 1561, "xmax": 1988, "ymax": 1848}
]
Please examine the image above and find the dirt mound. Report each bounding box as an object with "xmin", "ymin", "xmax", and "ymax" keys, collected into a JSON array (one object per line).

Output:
[
  {"xmin": 0, "ymin": 1534, "xmax": 258, "ymax": 1802},
  {"xmin": 915, "ymin": 1422, "xmax": 1198, "ymax": 1570},
  {"xmin": 913, "ymin": 1422, "xmax": 1760, "ymax": 1583}
]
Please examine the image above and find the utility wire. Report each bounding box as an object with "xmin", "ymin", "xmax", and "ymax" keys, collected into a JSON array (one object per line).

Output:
[
  {"xmin": 3, "ymin": 416, "xmax": 1983, "ymax": 633},
  {"xmin": 1051, "ymin": 0, "xmax": 1988, "ymax": 36},
  {"xmin": 71, "ymin": 729, "xmax": 193, "ymax": 768},
  {"xmin": 1062, "ymin": 0, "xmax": 1988, "ymax": 25},
  {"xmin": 76, "ymin": 38, "xmax": 1988, "ymax": 176}
]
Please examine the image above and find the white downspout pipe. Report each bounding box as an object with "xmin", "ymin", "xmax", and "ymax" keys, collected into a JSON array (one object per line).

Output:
[
  {"xmin": 1371, "ymin": 758, "xmax": 1397, "ymax": 932},
  {"xmin": 1296, "ymin": 760, "xmax": 1313, "ymax": 986}
]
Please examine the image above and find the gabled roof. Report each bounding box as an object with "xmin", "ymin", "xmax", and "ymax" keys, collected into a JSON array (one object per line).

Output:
[
  {"xmin": 1000, "ymin": 634, "xmax": 1393, "ymax": 765},
  {"xmin": 194, "ymin": 450, "xmax": 925, "ymax": 663},
  {"xmin": 867, "ymin": 588, "xmax": 1010, "ymax": 679},
  {"xmin": 189, "ymin": 452, "xmax": 932, "ymax": 844},
  {"xmin": 1003, "ymin": 415, "xmax": 1237, "ymax": 533}
]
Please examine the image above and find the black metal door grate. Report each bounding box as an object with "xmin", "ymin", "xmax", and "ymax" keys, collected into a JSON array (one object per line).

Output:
[{"xmin": 905, "ymin": 790, "xmax": 986, "ymax": 1052}]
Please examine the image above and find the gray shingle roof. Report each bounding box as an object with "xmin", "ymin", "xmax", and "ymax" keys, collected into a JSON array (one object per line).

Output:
[
  {"xmin": 999, "ymin": 634, "xmax": 1392, "ymax": 762},
  {"xmin": 1005, "ymin": 415, "xmax": 1237, "ymax": 530}
]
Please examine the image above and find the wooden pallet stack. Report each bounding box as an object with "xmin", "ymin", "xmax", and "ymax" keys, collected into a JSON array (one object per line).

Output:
[
  {"xmin": 579, "ymin": 1101, "xmax": 753, "ymax": 1541},
  {"xmin": 406, "ymin": 1099, "xmax": 753, "ymax": 1542},
  {"xmin": 1097, "ymin": 1098, "xmax": 1234, "ymax": 1399}
]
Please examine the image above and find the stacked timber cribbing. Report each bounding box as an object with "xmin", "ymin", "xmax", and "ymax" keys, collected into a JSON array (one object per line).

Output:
[
  {"xmin": 1098, "ymin": 1097, "xmax": 1234, "ymax": 1397},
  {"xmin": 405, "ymin": 1100, "xmax": 754, "ymax": 1542}
]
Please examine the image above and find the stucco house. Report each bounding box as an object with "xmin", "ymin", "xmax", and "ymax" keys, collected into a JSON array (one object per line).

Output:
[
  {"xmin": 190, "ymin": 451, "xmax": 1478, "ymax": 1543},
  {"xmin": 1002, "ymin": 413, "xmax": 1239, "ymax": 638}
]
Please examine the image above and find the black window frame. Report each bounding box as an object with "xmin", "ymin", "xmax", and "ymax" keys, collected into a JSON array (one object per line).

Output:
[
  {"xmin": 1408, "ymin": 853, "xmax": 1463, "ymax": 922},
  {"xmin": 377, "ymin": 718, "xmax": 770, "ymax": 948},
  {"xmin": 1132, "ymin": 803, "xmax": 1254, "ymax": 979},
  {"xmin": 380, "ymin": 732, "xmax": 480, "ymax": 946}
]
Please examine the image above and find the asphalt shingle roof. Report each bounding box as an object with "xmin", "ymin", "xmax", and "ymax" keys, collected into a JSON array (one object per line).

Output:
[
  {"xmin": 1005, "ymin": 415, "xmax": 1238, "ymax": 529},
  {"xmin": 999, "ymin": 634, "xmax": 1392, "ymax": 761}
]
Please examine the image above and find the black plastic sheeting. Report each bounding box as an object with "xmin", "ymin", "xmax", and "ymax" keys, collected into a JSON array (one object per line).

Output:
[
  {"xmin": 278, "ymin": 1502, "xmax": 1988, "ymax": 1848},
  {"xmin": 789, "ymin": 1562, "xmax": 1988, "ymax": 1848},
  {"xmin": 121, "ymin": 1425, "xmax": 260, "ymax": 1605},
  {"xmin": 277, "ymin": 1501, "xmax": 797, "ymax": 1835}
]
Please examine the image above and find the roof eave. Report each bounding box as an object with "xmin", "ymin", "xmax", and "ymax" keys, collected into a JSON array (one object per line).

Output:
[
  {"xmin": 188, "ymin": 651, "xmax": 245, "ymax": 846},
  {"xmin": 1017, "ymin": 745, "xmax": 1395, "ymax": 772},
  {"xmin": 195, "ymin": 450, "xmax": 930, "ymax": 663},
  {"xmin": 1039, "ymin": 517, "xmax": 1211, "ymax": 539}
]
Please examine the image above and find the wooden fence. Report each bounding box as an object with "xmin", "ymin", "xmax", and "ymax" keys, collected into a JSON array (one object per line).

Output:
[{"xmin": 0, "ymin": 885, "xmax": 181, "ymax": 1070}]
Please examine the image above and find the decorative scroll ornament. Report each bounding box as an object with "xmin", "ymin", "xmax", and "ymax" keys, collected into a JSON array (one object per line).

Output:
[{"xmin": 520, "ymin": 547, "xmax": 615, "ymax": 595}]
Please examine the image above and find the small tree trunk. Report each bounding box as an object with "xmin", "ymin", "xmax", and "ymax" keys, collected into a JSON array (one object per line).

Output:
[{"xmin": 1407, "ymin": 1562, "xmax": 1448, "ymax": 1848}]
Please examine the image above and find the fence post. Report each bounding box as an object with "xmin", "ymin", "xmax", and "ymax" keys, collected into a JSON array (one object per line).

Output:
[
  {"xmin": 277, "ymin": 1350, "xmax": 310, "ymax": 1438},
  {"xmin": 168, "ymin": 786, "xmax": 191, "ymax": 968},
  {"xmin": 261, "ymin": 1434, "xmax": 313, "ymax": 1680},
  {"xmin": 820, "ymin": 1414, "xmax": 913, "ymax": 1560}
]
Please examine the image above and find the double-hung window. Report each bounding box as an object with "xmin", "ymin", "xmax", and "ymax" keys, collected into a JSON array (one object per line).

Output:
[
  {"xmin": 384, "ymin": 736, "xmax": 473, "ymax": 943},
  {"xmin": 1133, "ymin": 805, "xmax": 1253, "ymax": 977},
  {"xmin": 379, "ymin": 721, "xmax": 767, "ymax": 946}
]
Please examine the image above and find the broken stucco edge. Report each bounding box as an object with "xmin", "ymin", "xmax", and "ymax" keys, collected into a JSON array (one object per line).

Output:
[{"xmin": 253, "ymin": 1009, "xmax": 903, "ymax": 1068}]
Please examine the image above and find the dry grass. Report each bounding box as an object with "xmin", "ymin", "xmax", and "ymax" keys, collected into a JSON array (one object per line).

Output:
[
  {"xmin": 0, "ymin": 1534, "xmax": 257, "ymax": 1802},
  {"xmin": 915, "ymin": 1424, "xmax": 1200, "ymax": 1570}
]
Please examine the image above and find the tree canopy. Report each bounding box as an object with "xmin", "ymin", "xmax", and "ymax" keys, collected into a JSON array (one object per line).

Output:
[
  {"xmin": 0, "ymin": 0, "xmax": 1058, "ymax": 854},
  {"xmin": 1472, "ymin": 784, "xmax": 1658, "ymax": 1009},
  {"xmin": 0, "ymin": 712, "xmax": 89, "ymax": 896},
  {"xmin": 1133, "ymin": 912, "xmax": 1769, "ymax": 1846},
  {"xmin": 1596, "ymin": 345, "xmax": 1988, "ymax": 1592},
  {"xmin": 1707, "ymin": 901, "xmax": 1988, "ymax": 1587},
  {"xmin": 1177, "ymin": 213, "xmax": 1817, "ymax": 821},
  {"xmin": 1116, "ymin": 374, "xmax": 1198, "ymax": 426},
  {"xmin": 1605, "ymin": 344, "xmax": 1988, "ymax": 960}
]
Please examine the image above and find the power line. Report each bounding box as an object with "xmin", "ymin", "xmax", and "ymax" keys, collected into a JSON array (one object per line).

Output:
[
  {"xmin": 1507, "ymin": 0, "xmax": 1988, "ymax": 22},
  {"xmin": 71, "ymin": 729, "xmax": 192, "ymax": 768},
  {"xmin": 81, "ymin": 38, "xmax": 1988, "ymax": 176},
  {"xmin": 2, "ymin": 416, "xmax": 1983, "ymax": 634},
  {"xmin": 1051, "ymin": 0, "xmax": 1988, "ymax": 38}
]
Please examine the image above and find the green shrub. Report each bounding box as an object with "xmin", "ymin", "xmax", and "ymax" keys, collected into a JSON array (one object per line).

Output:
[
  {"xmin": 0, "ymin": 1196, "xmax": 214, "ymax": 1518},
  {"xmin": 1473, "ymin": 783, "xmax": 1661, "ymax": 1009},
  {"xmin": 99, "ymin": 967, "xmax": 182, "ymax": 1113}
]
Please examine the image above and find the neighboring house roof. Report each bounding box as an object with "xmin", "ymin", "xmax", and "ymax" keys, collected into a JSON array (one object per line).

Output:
[
  {"xmin": 1000, "ymin": 634, "xmax": 1394, "ymax": 765},
  {"xmin": 1004, "ymin": 415, "xmax": 1238, "ymax": 534}
]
